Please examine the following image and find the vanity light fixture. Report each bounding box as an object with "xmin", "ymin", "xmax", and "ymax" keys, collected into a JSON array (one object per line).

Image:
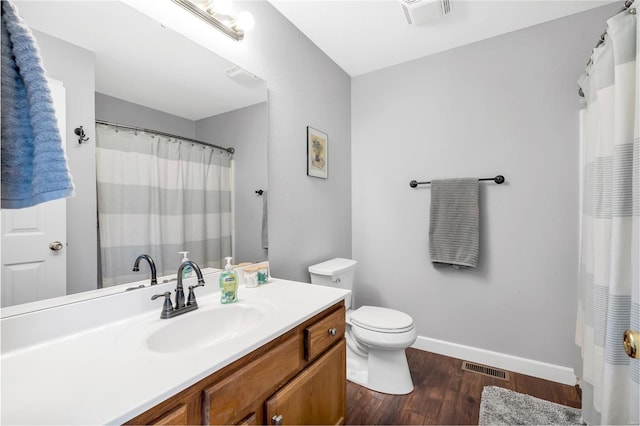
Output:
[{"xmin": 172, "ymin": 0, "xmax": 254, "ymax": 41}]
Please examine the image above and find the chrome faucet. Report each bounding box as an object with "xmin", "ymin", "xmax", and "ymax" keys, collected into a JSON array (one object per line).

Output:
[
  {"xmin": 151, "ymin": 260, "xmax": 205, "ymax": 319},
  {"xmin": 132, "ymin": 254, "xmax": 158, "ymax": 285}
]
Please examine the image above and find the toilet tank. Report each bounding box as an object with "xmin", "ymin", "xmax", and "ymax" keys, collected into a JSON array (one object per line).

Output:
[{"xmin": 308, "ymin": 258, "xmax": 357, "ymax": 308}]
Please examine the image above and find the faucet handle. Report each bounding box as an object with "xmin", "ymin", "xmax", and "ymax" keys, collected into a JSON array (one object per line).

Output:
[
  {"xmin": 187, "ymin": 283, "xmax": 205, "ymax": 307},
  {"xmin": 151, "ymin": 291, "xmax": 173, "ymax": 319}
]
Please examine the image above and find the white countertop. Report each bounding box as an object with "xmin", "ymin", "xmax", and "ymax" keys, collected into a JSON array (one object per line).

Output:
[{"xmin": 0, "ymin": 277, "xmax": 349, "ymax": 425}]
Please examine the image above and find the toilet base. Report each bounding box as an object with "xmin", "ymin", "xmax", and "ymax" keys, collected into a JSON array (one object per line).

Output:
[
  {"xmin": 346, "ymin": 341, "xmax": 414, "ymax": 395},
  {"xmin": 347, "ymin": 355, "xmax": 369, "ymax": 387}
]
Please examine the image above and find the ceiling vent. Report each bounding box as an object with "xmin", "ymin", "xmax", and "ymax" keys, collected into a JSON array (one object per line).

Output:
[
  {"xmin": 400, "ymin": 0, "xmax": 452, "ymax": 25},
  {"xmin": 224, "ymin": 65, "xmax": 258, "ymax": 80}
]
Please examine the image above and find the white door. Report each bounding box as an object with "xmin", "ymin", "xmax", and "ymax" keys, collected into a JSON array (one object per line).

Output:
[{"xmin": 1, "ymin": 79, "xmax": 67, "ymax": 307}]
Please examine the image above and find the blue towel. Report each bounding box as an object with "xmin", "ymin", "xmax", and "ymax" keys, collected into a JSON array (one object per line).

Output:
[{"xmin": 1, "ymin": 0, "xmax": 74, "ymax": 209}]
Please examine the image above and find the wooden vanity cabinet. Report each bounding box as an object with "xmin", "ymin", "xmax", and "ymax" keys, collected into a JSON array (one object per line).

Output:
[
  {"xmin": 265, "ymin": 340, "xmax": 346, "ymax": 425},
  {"xmin": 125, "ymin": 301, "xmax": 346, "ymax": 426}
]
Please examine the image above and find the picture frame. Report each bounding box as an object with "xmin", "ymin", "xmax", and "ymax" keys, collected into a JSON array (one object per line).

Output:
[{"xmin": 307, "ymin": 126, "xmax": 328, "ymax": 179}]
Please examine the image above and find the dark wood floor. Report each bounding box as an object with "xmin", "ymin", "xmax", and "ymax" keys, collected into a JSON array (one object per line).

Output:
[{"xmin": 346, "ymin": 348, "xmax": 581, "ymax": 425}]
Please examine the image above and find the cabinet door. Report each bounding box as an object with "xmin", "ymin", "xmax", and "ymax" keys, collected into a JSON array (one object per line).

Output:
[{"xmin": 265, "ymin": 339, "xmax": 346, "ymax": 425}]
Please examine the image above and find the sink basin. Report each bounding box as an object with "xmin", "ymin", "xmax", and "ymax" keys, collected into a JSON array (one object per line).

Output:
[{"xmin": 145, "ymin": 302, "xmax": 270, "ymax": 353}]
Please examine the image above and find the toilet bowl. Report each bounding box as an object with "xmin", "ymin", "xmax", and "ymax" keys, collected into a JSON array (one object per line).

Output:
[
  {"xmin": 346, "ymin": 305, "xmax": 417, "ymax": 394},
  {"xmin": 308, "ymin": 258, "xmax": 417, "ymax": 395}
]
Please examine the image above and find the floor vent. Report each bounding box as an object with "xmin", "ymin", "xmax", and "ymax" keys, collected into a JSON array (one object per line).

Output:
[{"xmin": 461, "ymin": 361, "xmax": 510, "ymax": 381}]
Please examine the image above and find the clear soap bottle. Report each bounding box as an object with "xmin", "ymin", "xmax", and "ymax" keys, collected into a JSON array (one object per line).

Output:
[
  {"xmin": 219, "ymin": 257, "xmax": 238, "ymax": 304},
  {"xmin": 179, "ymin": 251, "xmax": 193, "ymax": 279}
]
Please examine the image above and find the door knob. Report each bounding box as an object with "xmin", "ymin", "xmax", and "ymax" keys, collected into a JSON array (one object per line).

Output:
[
  {"xmin": 623, "ymin": 329, "xmax": 639, "ymax": 359},
  {"xmin": 271, "ymin": 414, "xmax": 283, "ymax": 425},
  {"xmin": 49, "ymin": 241, "xmax": 64, "ymax": 251}
]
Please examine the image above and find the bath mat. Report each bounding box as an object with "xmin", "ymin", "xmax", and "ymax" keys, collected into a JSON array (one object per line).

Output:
[{"xmin": 478, "ymin": 386, "xmax": 583, "ymax": 425}]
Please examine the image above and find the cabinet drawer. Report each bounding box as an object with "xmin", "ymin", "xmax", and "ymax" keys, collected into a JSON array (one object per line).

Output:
[
  {"xmin": 238, "ymin": 412, "xmax": 257, "ymax": 425},
  {"xmin": 305, "ymin": 305, "xmax": 345, "ymax": 361},
  {"xmin": 202, "ymin": 334, "xmax": 303, "ymax": 425},
  {"xmin": 148, "ymin": 404, "xmax": 188, "ymax": 425}
]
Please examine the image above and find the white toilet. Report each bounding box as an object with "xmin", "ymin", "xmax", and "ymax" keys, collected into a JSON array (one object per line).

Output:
[{"xmin": 308, "ymin": 258, "xmax": 417, "ymax": 395}]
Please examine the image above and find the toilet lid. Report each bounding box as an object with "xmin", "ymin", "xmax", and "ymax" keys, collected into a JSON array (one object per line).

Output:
[{"xmin": 350, "ymin": 306, "xmax": 414, "ymax": 333}]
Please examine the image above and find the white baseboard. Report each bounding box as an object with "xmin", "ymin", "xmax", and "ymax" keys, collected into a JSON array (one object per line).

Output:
[{"xmin": 411, "ymin": 335, "xmax": 577, "ymax": 386}]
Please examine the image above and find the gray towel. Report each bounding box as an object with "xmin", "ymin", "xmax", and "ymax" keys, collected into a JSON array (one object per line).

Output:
[
  {"xmin": 429, "ymin": 178, "xmax": 479, "ymax": 268},
  {"xmin": 261, "ymin": 190, "xmax": 268, "ymax": 249}
]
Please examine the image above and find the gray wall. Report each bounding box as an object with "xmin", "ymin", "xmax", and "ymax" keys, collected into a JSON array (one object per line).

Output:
[
  {"xmin": 196, "ymin": 103, "xmax": 269, "ymax": 264},
  {"xmin": 351, "ymin": 4, "xmax": 620, "ymax": 369},
  {"xmin": 33, "ymin": 30, "xmax": 97, "ymax": 295},
  {"xmin": 95, "ymin": 92, "xmax": 196, "ymax": 139},
  {"xmin": 202, "ymin": 1, "xmax": 352, "ymax": 282}
]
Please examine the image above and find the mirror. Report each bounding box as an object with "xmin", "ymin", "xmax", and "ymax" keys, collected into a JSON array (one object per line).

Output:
[{"xmin": 1, "ymin": 1, "xmax": 268, "ymax": 312}]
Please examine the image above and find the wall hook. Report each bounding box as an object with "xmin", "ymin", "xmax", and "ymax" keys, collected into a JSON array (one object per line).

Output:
[
  {"xmin": 74, "ymin": 126, "xmax": 89, "ymax": 144},
  {"xmin": 255, "ymin": 189, "xmax": 264, "ymax": 195}
]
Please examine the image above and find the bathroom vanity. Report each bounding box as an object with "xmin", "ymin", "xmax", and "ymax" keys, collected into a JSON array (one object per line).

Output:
[
  {"xmin": 127, "ymin": 302, "xmax": 346, "ymax": 425},
  {"xmin": 0, "ymin": 276, "xmax": 350, "ymax": 425}
]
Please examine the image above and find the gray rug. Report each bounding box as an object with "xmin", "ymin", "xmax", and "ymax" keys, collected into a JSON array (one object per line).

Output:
[{"xmin": 479, "ymin": 386, "xmax": 583, "ymax": 425}]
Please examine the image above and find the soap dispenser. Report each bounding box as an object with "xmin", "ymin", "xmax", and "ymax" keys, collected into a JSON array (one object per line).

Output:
[
  {"xmin": 219, "ymin": 256, "xmax": 238, "ymax": 304},
  {"xmin": 179, "ymin": 251, "xmax": 193, "ymax": 279}
]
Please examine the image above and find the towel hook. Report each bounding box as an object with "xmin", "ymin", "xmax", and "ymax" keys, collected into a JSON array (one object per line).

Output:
[{"xmin": 74, "ymin": 126, "xmax": 89, "ymax": 144}]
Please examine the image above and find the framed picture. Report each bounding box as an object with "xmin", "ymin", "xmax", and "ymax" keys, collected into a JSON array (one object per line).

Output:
[{"xmin": 307, "ymin": 126, "xmax": 328, "ymax": 179}]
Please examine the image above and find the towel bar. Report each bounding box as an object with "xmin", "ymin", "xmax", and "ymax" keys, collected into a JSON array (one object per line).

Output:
[{"xmin": 410, "ymin": 175, "xmax": 505, "ymax": 188}]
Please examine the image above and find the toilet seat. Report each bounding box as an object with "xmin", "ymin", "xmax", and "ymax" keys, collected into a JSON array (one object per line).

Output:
[
  {"xmin": 349, "ymin": 306, "xmax": 414, "ymax": 334},
  {"xmin": 350, "ymin": 319, "xmax": 417, "ymax": 350}
]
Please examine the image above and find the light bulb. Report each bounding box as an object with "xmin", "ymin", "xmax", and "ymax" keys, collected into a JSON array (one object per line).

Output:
[{"xmin": 234, "ymin": 11, "xmax": 255, "ymax": 32}]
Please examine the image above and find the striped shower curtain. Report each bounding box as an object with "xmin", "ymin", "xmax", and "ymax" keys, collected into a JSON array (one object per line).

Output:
[
  {"xmin": 96, "ymin": 124, "xmax": 232, "ymax": 287},
  {"xmin": 575, "ymin": 4, "xmax": 639, "ymax": 425}
]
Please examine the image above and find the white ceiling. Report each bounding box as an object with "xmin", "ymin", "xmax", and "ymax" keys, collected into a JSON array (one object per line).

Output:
[
  {"xmin": 15, "ymin": 1, "xmax": 267, "ymax": 121},
  {"xmin": 268, "ymin": 0, "xmax": 618, "ymax": 76},
  {"xmin": 15, "ymin": 0, "xmax": 617, "ymax": 115}
]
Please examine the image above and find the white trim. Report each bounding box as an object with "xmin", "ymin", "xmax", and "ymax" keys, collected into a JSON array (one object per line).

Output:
[{"xmin": 411, "ymin": 335, "xmax": 577, "ymax": 386}]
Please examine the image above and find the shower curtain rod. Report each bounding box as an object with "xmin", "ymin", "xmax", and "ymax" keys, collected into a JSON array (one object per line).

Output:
[
  {"xmin": 409, "ymin": 175, "xmax": 505, "ymax": 188},
  {"xmin": 579, "ymin": 0, "xmax": 636, "ymax": 97},
  {"xmin": 95, "ymin": 120, "xmax": 235, "ymax": 154}
]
